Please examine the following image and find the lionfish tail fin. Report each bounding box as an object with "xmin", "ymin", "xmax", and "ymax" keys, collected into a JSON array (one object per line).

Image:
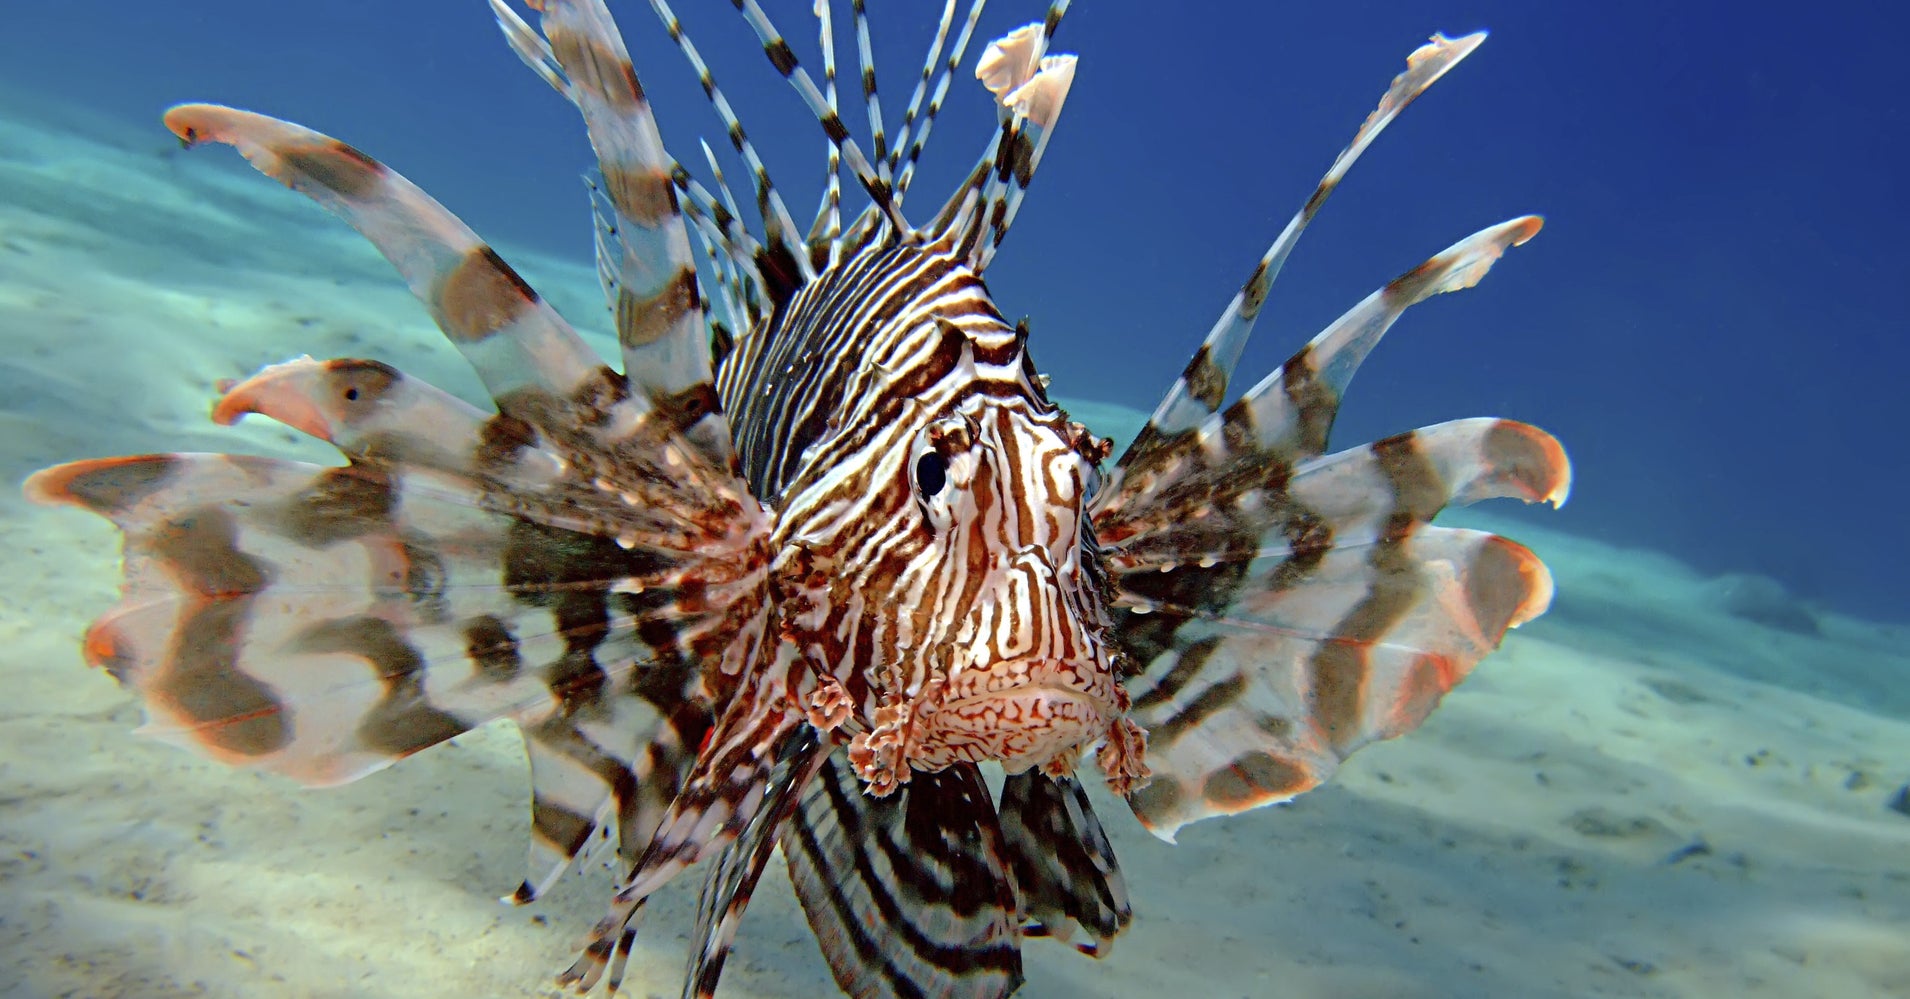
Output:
[{"xmin": 1132, "ymin": 31, "xmax": 1489, "ymax": 453}]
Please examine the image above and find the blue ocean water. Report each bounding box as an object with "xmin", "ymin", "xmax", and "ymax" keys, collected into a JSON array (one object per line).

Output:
[{"xmin": 4, "ymin": 1, "xmax": 1904, "ymax": 620}]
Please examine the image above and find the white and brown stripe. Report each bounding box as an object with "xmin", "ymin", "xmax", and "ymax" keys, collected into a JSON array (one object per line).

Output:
[{"xmin": 28, "ymin": 6, "xmax": 1571, "ymax": 999}]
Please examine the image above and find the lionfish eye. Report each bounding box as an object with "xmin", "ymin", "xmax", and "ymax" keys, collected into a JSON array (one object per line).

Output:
[{"xmin": 914, "ymin": 451, "xmax": 948, "ymax": 498}]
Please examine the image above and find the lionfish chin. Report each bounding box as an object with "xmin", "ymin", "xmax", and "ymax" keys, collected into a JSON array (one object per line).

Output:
[{"xmin": 25, "ymin": 2, "xmax": 1570, "ymax": 996}]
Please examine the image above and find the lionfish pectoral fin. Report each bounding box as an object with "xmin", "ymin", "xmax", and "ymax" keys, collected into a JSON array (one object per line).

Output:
[
  {"xmin": 491, "ymin": 0, "xmax": 739, "ymax": 472},
  {"xmin": 1103, "ymin": 418, "xmax": 1568, "ymax": 841},
  {"xmin": 1120, "ymin": 525, "xmax": 1557, "ymax": 841},
  {"xmin": 162, "ymin": 104, "xmax": 610, "ymax": 409},
  {"xmin": 997, "ymin": 771, "xmax": 1132, "ymax": 957},
  {"xmin": 512, "ymin": 697, "xmax": 715, "ymax": 908},
  {"xmin": 559, "ymin": 693, "xmax": 803, "ymax": 993},
  {"xmin": 210, "ymin": 360, "xmax": 751, "ymax": 917},
  {"xmin": 25, "ymin": 451, "xmax": 561, "ymax": 784},
  {"xmin": 41, "ymin": 93, "xmax": 781, "ymax": 966},
  {"xmin": 680, "ymin": 728, "xmax": 828, "ymax": 999},
  {"xmin": 1102, "ymin": 214, "xmax": 1551, "ymax": 518},
  {"xmin": 1094, "ymin": 209, "xmax": 1567, "ymax": 841},
  {"xmin": 1131, "ymin": 31, "xmax": 1490, "ymax": 451},
  {"xmin": 164, "ymin": 103, "xmax": 765, "ymax": 541},
  {"xmin": 782, "ymin": 752, "xmax": 1024, "ymax": 999}
]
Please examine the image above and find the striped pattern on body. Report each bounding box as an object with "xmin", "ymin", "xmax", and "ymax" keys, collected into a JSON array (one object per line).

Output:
[{"xmin": 25, "ymin": 4, "xmax": 1571, "ymax": 999}]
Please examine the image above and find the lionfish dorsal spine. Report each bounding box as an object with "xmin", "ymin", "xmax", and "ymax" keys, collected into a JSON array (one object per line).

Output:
[
  {"xmin": 672, "ymin": 158, "xmax": 750, "ymax": 347},
  {"xmin": 850, "ymin": 0, "xmax": 894, "ymax": 183},
  {"xmin": 672, "ymin": 159, "xmax": 773, "ymax": 332},
  {"xmin": 918, "ymin": 6, "xmax": 1076, "ymax": 272},
  {"xmin": 976, "ymin": 43, "xmax": 1075, "ymax": 271},
  {"xmin": 1127, "ymin": 31, "xmax": 1490, "ymax": 463},
  {"xmin": 729, "ymin": 0, "xmax": 908, "ymax": 239},
  {"xmin": 647, "ymin": 0, "xmax": 819, "ymax": 301},
  {"xmin": 808, "ymin": 0, "xmax": 846, "ymax": 268},
  {"xmin": 499, "ymin": 0, "xmax": 741, "ymax": 473},
  {"xmin": 887, "ymin": 0, "xmax": 959, "ymax": 189},
  {"xmin": 894, "ymin": 0, "xmax": 989, "ymax": 208}
]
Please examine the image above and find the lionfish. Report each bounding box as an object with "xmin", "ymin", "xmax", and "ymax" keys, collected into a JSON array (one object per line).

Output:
[{"xmin": 25, "ymin": 1, "xmax": 1569, "ymax": 996}]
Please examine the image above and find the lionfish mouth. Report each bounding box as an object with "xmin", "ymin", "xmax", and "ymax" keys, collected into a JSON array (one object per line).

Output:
[{"xmin": 919, "ymin": 660, "xmax": 1115, "ymax": 773}]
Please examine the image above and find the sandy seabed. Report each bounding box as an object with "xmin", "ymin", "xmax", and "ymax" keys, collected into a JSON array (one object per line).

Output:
[{"xmin": 1, "ymin": 92, "xmax": 1906, "ymax": 999}]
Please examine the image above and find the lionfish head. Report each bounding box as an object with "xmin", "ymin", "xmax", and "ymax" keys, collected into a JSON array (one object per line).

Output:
[{"xmin": 774, "ymin": 320, "xmax": 1144, "ymax": 798}]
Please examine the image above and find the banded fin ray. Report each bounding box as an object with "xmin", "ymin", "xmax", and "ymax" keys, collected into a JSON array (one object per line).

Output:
[
  {"xmin": 782, "ymin": 752, "xmax": 1024, "ymax": 999},
  {"xmin": 970, "ymin": 12, "xmax": 1075, "ymax": 271},
  {"xmin": 807, "ymin": 0, "xmax": 844, "ymax": 268},
  {"xmin": 886, "ymin": 0, "xmax": 962, "ymax": 196},
  {"xmin": 211, "ymin": 354, "xmax": 741, "ymax": 559},
  {"xmin": 559, "ymin": 686, "xmax": 806, "ymax": 993},
  {"xmin": 491, "ymin": 0, "xmax": 735, "ymax": 471},
  {"xmin": 679, "ymin": 729, "xmax": 829, "ymax": 999},
  {"xmin": 644, "ymin": 0, "xmax": 820, "ymax": 300},
  {"xmin": 161, "ymin": 105, "xmax": 608, "ymax": 413},
  {"xmin": 160, "ymin": 104, "xmax": 760, "ymax": 551},
  {"xmin": 1096, "ymin": 215, "xmax": 1548, "ymax": 538},
  {"xmin": 850, "ymin": 0, "xmax": 894, "ymax": 186},
  {"xmin": 1116, "ymin": 524, "xmax": 1556, "ymax": 839},
  {"xmin": 672, "ymin": 154, "xmax": 771, "ymax": 334},
  {"xmin": 1128, "ymin": 31, "xmax": 1488, "ymax": 460},
  {"xmin": 893, "ymin": 0, "xmax": 988, "ymax": 208},
  {"xmin": 1090, "ymin": 165, "xmax": 1568, "ymax": 840},
  {"xmin": 997, "ymin": 771, "xmax": 1131, "ymax": 956},
  {"xmin": 513, "ymin": 698, "xmax": 712, "ymax": 907},
  {"xmin": 727, "ymin": 0, "xmax": 908, "ymax": 238},
  {"xmin": 926, "ymin": 10, "xmax": 1078, "ymax": 272}
]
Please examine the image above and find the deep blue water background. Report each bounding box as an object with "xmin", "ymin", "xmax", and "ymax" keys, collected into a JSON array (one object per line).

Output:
[{"xmin": 2, "ymin": 2, "xmax": 1904, "ymax": 621}]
